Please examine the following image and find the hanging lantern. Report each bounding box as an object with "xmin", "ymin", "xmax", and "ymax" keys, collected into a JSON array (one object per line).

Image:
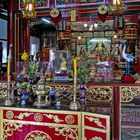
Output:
[
  {"xmin": 22, "ymin": 0, "xmax": 36, "ymax": 18},
  {"xmin": 110, "ymin": 0, "xmax": 125, "ymax": 15}
]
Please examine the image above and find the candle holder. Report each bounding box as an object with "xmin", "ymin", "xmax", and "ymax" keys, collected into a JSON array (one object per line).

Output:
[
  {"xmin": 69, "ymin": 76, "xmax": 81, "ymax": 110},
  {"xmin": 4, "ymin": 75, "xmax": 13, "ymax": 106}
]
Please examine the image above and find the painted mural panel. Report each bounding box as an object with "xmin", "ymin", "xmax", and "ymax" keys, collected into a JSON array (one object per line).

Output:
[
  {"xmin": 55, "ymin": 0, "xmax": 105, "ymax": 8},
  {"xmin": 19, "ymin": 0, "xmax": 49, "ymax": 10}
]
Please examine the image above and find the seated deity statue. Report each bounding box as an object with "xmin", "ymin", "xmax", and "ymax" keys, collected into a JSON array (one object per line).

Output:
[
  {"xmin": 94, "ymin": 42, "xmax": 106, "ymax": 54},
  {"xmin": 60, "ymin": 55, "xmax": 67, "ymax": 73}
]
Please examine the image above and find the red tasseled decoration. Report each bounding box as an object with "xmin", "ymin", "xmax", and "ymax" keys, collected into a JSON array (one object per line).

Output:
[{"xmin": 118, "ymin": 48, "xmax": 121, "ymax": 55}]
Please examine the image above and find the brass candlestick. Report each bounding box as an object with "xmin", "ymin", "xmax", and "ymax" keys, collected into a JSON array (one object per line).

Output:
[
  {"xmin": 69, "ymin": 76, "xmax": 81, "ymax": 110},
  {"xmin": 4, "ymin": 75, "xmax": 13, "ymax": 106}
]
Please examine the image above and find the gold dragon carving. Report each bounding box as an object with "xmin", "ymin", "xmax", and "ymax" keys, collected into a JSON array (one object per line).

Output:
[
  {"xmin": 90, "ymin": 137, "xmax": 102, "ymax": 140},
  {"xmin": 14, "ymin": 112, "xmax": 33, "ymax": 120},
  {"xmin": 49, "ymin": 85, "xmax": 113, "ymax": 102},
  {"xmin": 49, "ymin": 124, "xmax": 78, "ymax": 140},
  {"xmin": 3, "ymin": 121, "xmax": 23, "ymax": 140},
  {"xmin": 86, "ymin": 86, "xmax": 112, "ymax": 102},
  {"xmin": 85, "ymin": 116, "xmax": 105, "ymax": 129},
  {"xmin": 120, "ymin": 86, "xmax": 140, "ymax": 102},
  {"xmin": 43, "ymin": 114, "xmax": 64, "ymax": 123}
]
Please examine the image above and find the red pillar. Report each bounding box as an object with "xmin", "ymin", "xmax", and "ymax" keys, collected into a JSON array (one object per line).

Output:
[
  {"xmin": 9, "ymin": 6, "xmax": 13, "ymax": 48},
  {"xmin": 9, "ymin": 0, "xmax": 18, "ymax": 73},
  {"xmin": 136, "ymin": 19, "xmax": 140, "ymax": 73},
  {"xmin": 22, "ymin": 19, "xmax": 30, "ymax": 52},
  {"xmin": 9, "ymin": 1, "xmax": 14, "ymax": 73},
  {"xmin": 25, "ymin": 19, "xmax": 30, "ymax": 52},
  {"xmin": 112, "ymin": 86, "xmax": 121, "ymax": 140}
]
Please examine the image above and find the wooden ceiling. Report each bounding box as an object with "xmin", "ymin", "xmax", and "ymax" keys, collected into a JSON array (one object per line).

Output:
[{"xmin": 0, "ymin": 0, "xmax": 8, "ymax": 10}]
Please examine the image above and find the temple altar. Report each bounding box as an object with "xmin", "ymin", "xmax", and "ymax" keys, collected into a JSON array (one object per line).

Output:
[
  {"xmin": 1, "ymin": 81, "xmax": 140, "ymax": 139},
  {"xmin": 0, "ymin": 107, "xmax": 110, "ymax": 140},
  {"xmin": 0, "ymin": 0, "xmax": 140, "ymax": 140}
]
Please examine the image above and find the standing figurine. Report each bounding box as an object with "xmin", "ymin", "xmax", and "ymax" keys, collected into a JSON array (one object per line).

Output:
[
  {"xmin": 60, "ymin": 53, "xmax": 67, "ymax": 73},
  {"xmin": 121, "ymin": 40, "xmax": 135, "ymax": 75}
]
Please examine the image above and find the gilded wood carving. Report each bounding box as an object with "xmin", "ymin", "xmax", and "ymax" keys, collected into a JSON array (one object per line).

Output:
[{"xmin": 120, "ymin": 86, "xmax": 140, "ymax": 102}]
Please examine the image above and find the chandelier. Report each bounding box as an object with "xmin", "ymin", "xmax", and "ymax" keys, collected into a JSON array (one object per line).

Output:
[
  {"xmin": 110, "ymin": 0, "xmax": 125, "ymax": 15},
  {"xmin": 22, "ymin": 0, "xmax": 36, "ymax": 18}
]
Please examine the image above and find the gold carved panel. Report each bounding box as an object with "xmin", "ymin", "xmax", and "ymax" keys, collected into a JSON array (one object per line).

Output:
[
  {"xmin": 120, "ymin": 86, "xmax": 140, "ymax": 103},
  {"xmin": 0, "ymin": 82, "xmax": 15, "ymax": 100},
  {"xmin": 0, "ymin": 83, "xmax": 8, "ymax": 99},
  {"xmin": 86, "ymin": 86, "xmax": 113, "ymax": 103},
  {"xmin": 32, "ymin": 84, "xmax": 113, "ymax": 103},
  {"xmin": 32, "ymin": 84, "xmax": 74, "ymax": 102}
]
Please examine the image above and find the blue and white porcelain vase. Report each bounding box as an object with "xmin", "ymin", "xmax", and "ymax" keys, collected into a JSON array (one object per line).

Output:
[
  {"xmin": 79, "ymin": 83, "xmax": 86, "ymax": 105},
  {"xmin": 20, "ymin": 91, "xmax": 28, "ymax": 107}
]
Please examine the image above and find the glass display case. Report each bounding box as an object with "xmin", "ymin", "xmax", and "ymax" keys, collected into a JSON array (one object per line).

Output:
[{"xmin": 95, "ymin": 61, "xmax": 113, "ymax": 83}]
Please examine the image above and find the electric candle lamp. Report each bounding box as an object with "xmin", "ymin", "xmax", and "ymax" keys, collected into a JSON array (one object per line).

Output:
[
  {"xmin": 74, "ymin": 58, "xmax": 77, "ymax": 76},
  {"xmin": 7, "ymin": 49, "xmax": 11, "ymax": 75},
  {"xmin": 5, "ymin": 48, "xmax": 13, "ymax": 106}
]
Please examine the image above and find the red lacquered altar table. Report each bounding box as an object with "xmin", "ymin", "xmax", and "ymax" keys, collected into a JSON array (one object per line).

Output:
[{"xmin": 0, "ymin": 107, "xmax": 110, "ymax": 140}]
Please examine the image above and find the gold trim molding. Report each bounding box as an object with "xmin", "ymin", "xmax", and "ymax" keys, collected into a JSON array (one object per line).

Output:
[{"xmin": 43, "ymin": 114, "xmax": 64, "ymax": 123}]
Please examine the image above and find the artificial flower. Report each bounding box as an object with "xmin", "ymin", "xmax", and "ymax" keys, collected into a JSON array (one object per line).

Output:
[
  {"xmin": 20, "ymin": 52, "xmax": 37, "ymax": 80},
  {"xmin": 21, "ymin": 52, "xmax": 28, "ymax": 61}
]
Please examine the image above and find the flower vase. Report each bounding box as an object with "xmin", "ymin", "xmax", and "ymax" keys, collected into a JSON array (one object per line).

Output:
[
  {"xmin": 21, "ymin": 91, "xmax": 28, "ymax": 107},
  {"xmin": 79, "ymin": 83, "xmax": 86, "ymax": 105}
]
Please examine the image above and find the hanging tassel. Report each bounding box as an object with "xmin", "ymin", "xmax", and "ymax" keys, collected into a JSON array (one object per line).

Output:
[{"xmin": 117, "ymin": 48, "xmax": 121, "ymax": 56}]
